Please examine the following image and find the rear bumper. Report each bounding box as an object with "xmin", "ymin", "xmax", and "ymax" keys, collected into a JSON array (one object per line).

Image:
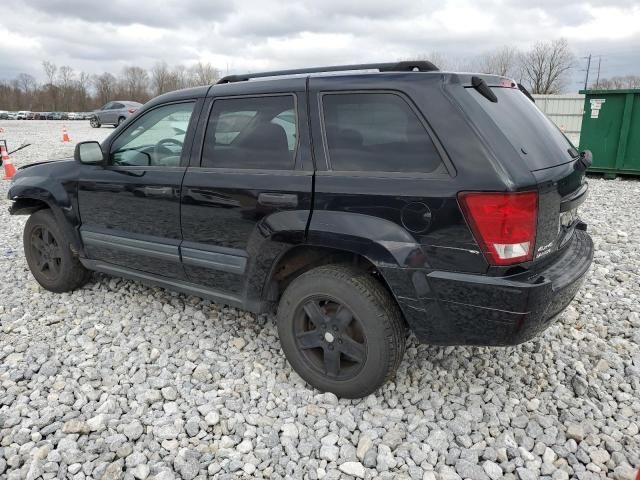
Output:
[{"xmin": 397, "ymin": 229, "xmax": 593, "ymax": 346}]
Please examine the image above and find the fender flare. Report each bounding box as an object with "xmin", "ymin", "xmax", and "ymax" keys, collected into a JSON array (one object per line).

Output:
[{"xmin": 8, "ymin": 181, "xmax": 84, "ymax": 255}]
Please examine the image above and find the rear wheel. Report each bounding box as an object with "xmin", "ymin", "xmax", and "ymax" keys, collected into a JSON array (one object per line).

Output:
[
  {"xmin": 277, "ymin": 264, "xmax": 406, "ymax": 398},
  {"xmin": 90, "ymin": 117, "xmax": 101, "ymax": 128},
  {"xmin": 117, "ymin": 116, "xmax": 125, "ymax": 126},
  {"xmin": 24, "ymin": 209, "xmax": 91, "ymax": 293}
]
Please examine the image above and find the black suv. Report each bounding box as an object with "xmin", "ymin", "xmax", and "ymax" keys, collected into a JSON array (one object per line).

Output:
[{"xmin": 8, "ymin": 62, "xmax": 593, "ymax": 398}]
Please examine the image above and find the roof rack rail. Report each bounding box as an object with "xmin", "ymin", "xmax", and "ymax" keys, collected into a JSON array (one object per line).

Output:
[{"xmin": 216, "ymin": 61, "xmax": 439, "ymax": 84}]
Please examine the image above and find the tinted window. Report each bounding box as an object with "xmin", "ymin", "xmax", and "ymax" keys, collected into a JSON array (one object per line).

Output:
[
  {"xmin": 322, "ymin": 93, "xmax": 445, "ymax": 173},
  {"xmin": 467, "ymin": 87, "xmax": 575, "ymax": 170},
  {"xmin": 203, "ymin": 96, "xmax": 296, "ymax": 169},
  {"xmin": 112, "ymin": 103, "xmax": 125, "ymax": 110},
  {"xmin": 110, "ymin": 102, "xmax": 194, "ymax": 167}
]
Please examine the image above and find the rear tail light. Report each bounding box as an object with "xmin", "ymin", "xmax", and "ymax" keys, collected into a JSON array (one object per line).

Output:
[
  {"xmin": 458, "ymin": 191, "xmax": 538, "ymax": 266},
  {"xmin": 128, "ymin": 108, "xmax": 136, "ymax": 114}
]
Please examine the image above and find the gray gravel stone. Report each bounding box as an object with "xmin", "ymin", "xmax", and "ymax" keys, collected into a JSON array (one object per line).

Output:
[
  {"xmin": 338, "ymin": 461, "xmax": 366, "ymax": 478},
  {"xmin": 0, "ymin": 125, "xmax": 638, "ymax": 480}
]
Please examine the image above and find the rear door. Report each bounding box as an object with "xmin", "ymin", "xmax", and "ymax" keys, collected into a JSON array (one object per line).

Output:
[
  {"xmin": 108, "ymin": 103, "xmax": 125, "ymax": 124},
  {"xmin": 307, "ymin": 76, "xmax": 484, "ymax": 274},
  {"xmin": 180, "ymin": 80, "xmax": 313, "ymax": 298}
]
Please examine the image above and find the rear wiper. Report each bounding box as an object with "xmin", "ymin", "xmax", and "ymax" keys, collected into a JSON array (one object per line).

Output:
[
  {"xmin": 471, "ymin": 76, "xmax": 497, "ymax": 103},
  {"xmin": 518, "ymin": 84, "xmax": 536, "ymax": 103}
]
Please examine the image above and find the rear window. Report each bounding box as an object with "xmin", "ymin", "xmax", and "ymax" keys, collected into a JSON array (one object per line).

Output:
[
  {"xmin": 467, "ymin": 87, "xmax": 575, "ymax": 170},
  {"xmin": 322, "ymin": 93, "xmax": 445, "ymax": 174}
]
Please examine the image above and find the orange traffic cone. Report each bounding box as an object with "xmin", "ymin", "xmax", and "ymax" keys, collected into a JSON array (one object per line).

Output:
[
  {"xmin": 1, "ymin": 144, "xmax": 17, "ymax": 180},
  {"xmin": 61, "ymin": 126, "xmax": 71, "ymax": 143}
]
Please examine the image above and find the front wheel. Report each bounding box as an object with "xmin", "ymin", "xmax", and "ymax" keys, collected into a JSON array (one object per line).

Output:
[
  {"xmin": 24, "ymin": 209, "xmax": 92, "ymax": 293},
  {"xmin": 117, "ymin": 116, "xmax": 125, "ymax": 126},
  {"xmin": 89, "ymin": 117, "xmax": 101, "ymax": 128},
  {"xmin": 277, "ymin": 264, "xmax": 406, "ymax": 398}
]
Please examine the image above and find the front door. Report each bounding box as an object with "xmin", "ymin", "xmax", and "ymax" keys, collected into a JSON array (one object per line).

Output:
[
  {"xmin": 180, "ymin": 83, "xmax": 313, "ymax": 300},
  {"xmin": 78, "ymin": 100, "xmax": 200, "ymax": 278}
]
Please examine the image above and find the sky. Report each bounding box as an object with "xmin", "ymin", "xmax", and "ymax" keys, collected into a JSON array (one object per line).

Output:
[{"xmin": 0, "ymin": 0, "xmax": 639, "ymax": 92}]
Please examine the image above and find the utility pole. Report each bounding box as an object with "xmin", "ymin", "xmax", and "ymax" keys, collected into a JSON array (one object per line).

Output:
[
  {"xmin": 583, "ymin": 54, "xmax": 592, "ymax": 90},
  {"xmin": 595, "ymin": 56, "xmax": 602, "ymax": 89}
]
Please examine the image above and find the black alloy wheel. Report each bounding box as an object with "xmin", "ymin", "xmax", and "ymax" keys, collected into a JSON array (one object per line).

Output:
[
  {"xmin": 277, "ymin": 264, "xmax": 406, "ymax": 398},
  {"xmin": 29, "ymin": 225, "xmax": 63, "ymax": 282},
  {"xmin": 294, "ymin": 298, "xmax": 367, "ymax": 381}
]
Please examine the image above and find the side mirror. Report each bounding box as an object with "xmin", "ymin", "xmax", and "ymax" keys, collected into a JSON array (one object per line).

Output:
[{"xmin": 75, "ymin": 141, "xmax": 104, "ymax": 164}]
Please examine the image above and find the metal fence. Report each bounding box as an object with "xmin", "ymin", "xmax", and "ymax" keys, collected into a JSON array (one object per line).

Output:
[{"xmin": 532, "ymin": 94, "xmax": 585, "ymax": 146}]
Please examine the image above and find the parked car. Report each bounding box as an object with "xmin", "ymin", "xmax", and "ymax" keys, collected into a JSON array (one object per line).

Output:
[
  {"xmin": 27, "ymin": 112, "xmax": 36, "ymax": 120},
  {"xmin": 0, "ymin": 110, "xmax": 8, "ymax": 120},
  {"xmin": 16, "ymin": 111, "xmax": 31, "ymax": 120},
  {"xmin": 90, "ymin": 101, "xmax": 142, "ymax": 128},
  {"xmin": 6, "ymin": 112, "xmax": 17, "ymax": 120},
  {"xmin": 7, "ymin": 62, "xmax": 594, "ymax": 398},
  {"xmin": 67, "ymin": 112, "xmax": 82, "ymax": 120}
]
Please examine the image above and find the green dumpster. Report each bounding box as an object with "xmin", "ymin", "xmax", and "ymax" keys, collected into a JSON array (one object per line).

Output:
[{"xmin": 579, "ymin": 88, "xmax": 640, "ymax": 177}]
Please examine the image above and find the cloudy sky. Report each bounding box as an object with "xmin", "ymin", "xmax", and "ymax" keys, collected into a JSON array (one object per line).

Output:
[{"xmin": 1, "ymin": 0, "xmax": 639, "ymax": 92}]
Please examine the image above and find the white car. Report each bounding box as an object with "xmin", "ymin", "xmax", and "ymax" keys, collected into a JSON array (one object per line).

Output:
[
  {"xmin": 67, "ymin": 112, "xmax": 81, "ymax": 120},
  {"xmin": 17, "ymin": 111, "xmax": 31, "ymax": 120}
]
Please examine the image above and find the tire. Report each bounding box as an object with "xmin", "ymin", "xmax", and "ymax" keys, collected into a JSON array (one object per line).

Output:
[
  {"xmin": 277, "ymin": 264, "xmax": 406, "ymax": 398},
  {"xmin": 117, "ymin": 116, "xmax": 125, "ymax": 126},
  {"xmin": 90, "ymin": 117, "xmax": 101, "ymax": 128},
  {"xmin": 23, "ymin": 209, "xmax": 91, "ymax": 293}
]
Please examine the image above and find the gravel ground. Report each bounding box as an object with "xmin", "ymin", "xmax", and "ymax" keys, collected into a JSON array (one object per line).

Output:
[{"xmin": 1, "ymin": 121, "xmax": 639, "ymax": 480}]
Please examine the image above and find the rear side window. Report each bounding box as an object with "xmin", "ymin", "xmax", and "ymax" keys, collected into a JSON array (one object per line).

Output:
[
  {"xmin": 467, "ymin": 87, "xmax": 575, "ymax": 170},
  {"xmin": 322, "ymin": 93, "xmax": 445, "ymax": 173},
  {"xmin": 202, "ymin": 95, "xmax": 297, "ymax": 170}
]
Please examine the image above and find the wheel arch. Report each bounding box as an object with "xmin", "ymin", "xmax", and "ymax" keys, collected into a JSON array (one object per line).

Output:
[{"xmin": 9, "ymin": 185, "xmax": 84, "ymax": 256}]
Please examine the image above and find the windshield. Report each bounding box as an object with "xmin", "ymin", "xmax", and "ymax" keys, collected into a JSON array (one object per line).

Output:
[{"xmin": 467, "ymin": 87, "xmax": 576, "ymax": 170}]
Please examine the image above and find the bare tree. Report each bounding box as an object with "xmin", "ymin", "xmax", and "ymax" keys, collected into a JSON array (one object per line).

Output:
[
  {"xmin": 520, "ymin": 39, "xmax": 575, "ymax": 94},
  {"xmin": 42, "ymin": 61, "xmax": 57, "ymax": 85},
  {"xmin": 16, "ymin": 73, "xmax": 37, "ymax": 93},
  {"xmin": 93, "ymin": 72, "xmax": 118, "ymax": 106},
  {"xmin": 42, "ymin": 60, "xmax": 58, "ymax": 109},
  {"xmin": 404, "ymin": 52, "xmax": 474, "ymax": 72},
  {"xmin": 58, "ymin": 65, "xmax": 76, "ymax": 111},
  {"xmin": 596, "ymin": 75, "xmax": 640, "ymax": 90},
  {"xmin": 191, "ymin": 61, "xmax": 219, "ymax": 85},
  {"xmin": 4, "ymin": 60, "xmax": 219, "ymax": 111},
  {"xmin": 77, "ymin": 72, "xmax": 91, "ymax": 111},
  {"xmin": 475, "ymin": 46, "xmax": 521, "ymax": 78},
  {"xmin": 151, "ymin": 61, "xmax": 171, "ymax": 95},
  {"xmin": 121, "ymin": 66, "xmax": 149, "ymax": 101}
]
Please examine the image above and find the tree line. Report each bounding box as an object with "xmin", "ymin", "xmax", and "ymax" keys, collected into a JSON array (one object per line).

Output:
[
  {"xmin": 0, "ymin": 61, "xmax": 220, "ymax": 112},
  {"xmin": 1, "ymin": 38, "xmax": 637, "ymax": 112}
]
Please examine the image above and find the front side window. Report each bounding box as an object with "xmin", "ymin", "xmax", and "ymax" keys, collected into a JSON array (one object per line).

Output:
[
  {"xmin": 202, "ymin": 95, "xmax": 297, "ymax": 169},
  {"xmin": 322, "ymin": 93, "xmax": 445, "ymax": 173},
  {"xmin": 110, "ymin": 102, "xmax": 194, "ymax": 167}
]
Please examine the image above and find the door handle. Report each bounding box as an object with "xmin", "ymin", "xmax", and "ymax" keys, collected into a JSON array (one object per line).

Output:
[{"xmin": 258, "ymin": 193, "xmax": 298, "ymax": 208}]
